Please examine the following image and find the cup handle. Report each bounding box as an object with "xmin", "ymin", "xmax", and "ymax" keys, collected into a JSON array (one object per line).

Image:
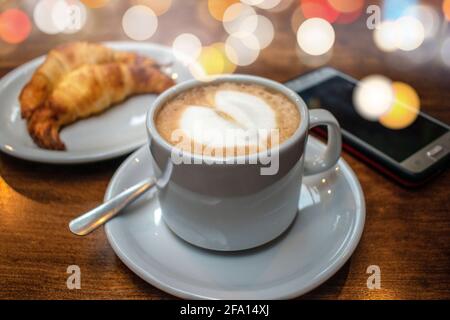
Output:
[{"xmin": 304, "ymin": 109, "xmax": 342, "ymax": 176}]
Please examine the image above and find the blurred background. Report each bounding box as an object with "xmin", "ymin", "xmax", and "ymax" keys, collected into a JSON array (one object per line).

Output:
[
  {"xmin": 0, "ymin": 0, "xmax": 449, "ymax": 126},
  {"xmin": 0, "ymin": 0, "xmax": 449, "ymax": 300}
]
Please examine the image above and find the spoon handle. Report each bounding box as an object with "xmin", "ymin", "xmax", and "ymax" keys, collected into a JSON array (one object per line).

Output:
[{"xmin": 69, "ymin": 178, "xmax": 156, "ymax": 236}]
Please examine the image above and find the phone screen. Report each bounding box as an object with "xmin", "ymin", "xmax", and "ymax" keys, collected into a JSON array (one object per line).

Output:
[{"xmin": 297, "ymin": 76, "xmax": 448, "ymax": 162}]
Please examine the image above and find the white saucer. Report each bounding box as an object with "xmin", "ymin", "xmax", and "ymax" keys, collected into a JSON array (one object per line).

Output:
[
  {"xmin": 104, "ymin": 137, "xmax": 365, "ymax": 300},
  {"xmin": 0, "ymin": 42, "xmax": 193, "ymax": 164}
]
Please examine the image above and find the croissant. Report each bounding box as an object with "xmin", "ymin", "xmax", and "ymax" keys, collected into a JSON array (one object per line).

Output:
[
  {"xmin": 19, "ymin": 42, "xmax": 155, "ymax": 119},
  {"xmin": 27, "ymin": 61, "xmax": 175, "ymax": 150}
]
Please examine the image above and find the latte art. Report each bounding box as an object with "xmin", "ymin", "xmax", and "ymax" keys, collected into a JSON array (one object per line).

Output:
[
  {"xmin": 155, "ymin": 82, "xmax": 300, "ymax": 157},
  {"xmin": 180, "ymin": 90, "xmax": 277, "ymax": 148}
]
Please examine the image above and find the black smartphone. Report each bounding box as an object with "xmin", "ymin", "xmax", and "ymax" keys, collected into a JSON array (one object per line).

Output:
[{"xmin": 285, "ymin": 67, "xmax": 450, "ymax": 187}]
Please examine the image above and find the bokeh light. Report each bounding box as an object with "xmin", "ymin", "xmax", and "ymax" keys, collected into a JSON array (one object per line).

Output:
[
  {"xmin": 300, "ymin": 0, "xmax": 363, "ymax": 24},
  {"xmin": 300, "ymin": 0, "xmax": 339, "ymax": 23},
  {"xmin": 0, "ymin": 9, "xmax": 32, "ymax": 44},
  {"xmin": 223, "ymin": 2, "xmax": 256, "ymax": 35},
  {"xmin": 242, "ymin": 14, "xmax": 274, "ymax": 49},
  {"xmin": 208, "ymin": 0, "xmax": 239, "ymax": 21},
  {"xmin": 395, "ymin": 16, "xmax": 425, "ymax": 51},
  {"xmin": 268, "ymin": 0, "xmax": 294, "ymax": 13},
  {"xmin": 172, "ymin": 33, "xmax": 202, "ymax": 64},
  {"xmin": 379, "ymin": 82, "xmax": 420, "ymax": 130},
  {"xmin": 132, "ymin": 0, "xmax": 172, "ymax": 16},
  {"xmin": 353, "ymin": 75, "xmax": 394, "ymax": 121},
  {"xmin": 444, "ymin": 0, "xmax": 450, "ymax": 21},
  {"xmin": 198, "ymin": 46, "xmax": 224, "ymax": 76},
  {"xmin": 374, "ymin": 16, "xmax": 425, "ymax": 52},
  {"xmin": 327, "ymin": 0, "xmax": 364, "ymax": 13},
  {"xmin": 80, "ymin": 0, "xmax": 109, "ymax": 8},
  {"xmin": 211, "ymin": 42, "xmax": 237, "ymax": 74},
  {"xmin": 403, "ymin": 5, "xmax": 439, "ymax": 39},
  {"xmin": 255, "ymin": 0, "xmax": 282, "ymax": 10},
  {"xmin": 51, "ymin": 0, "xmax": 87, "ymax": 34},
  {"xmin": 122, "ymin": 5, "xmax": 157, "ymax": 41},
  {"xmin": 241, "ymin": 0, "xmax": 264, "ymax": 5},
  {"xmin": 297, "ymin": 18, "xmax": 335, "ymax": 56},
  {"xmin": 34, "ymin": 0, "xmax": 61, "ymax": 34},
  {"xmin": 373, "ymin": 20, "xmax": 398, "ymax": 52},
  {"xmin": 383, "ymin": 0, "xmax": 415, "ymax": 20},
  {"xmin": 441, "ymin": 37, "xmax": 450, "ymax": 67},
  {"xmin": 191, "ymin": 43, "xmax": 236, "ymax": 81},
  {"xmin": 225, "ymin": 33, "xmax": 260, "ymax": 66}
]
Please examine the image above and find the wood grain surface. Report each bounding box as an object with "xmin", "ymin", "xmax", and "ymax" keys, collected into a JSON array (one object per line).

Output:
[{"xmin": 0, "ymin": 0, "xmax": 449, "ymax": 299}]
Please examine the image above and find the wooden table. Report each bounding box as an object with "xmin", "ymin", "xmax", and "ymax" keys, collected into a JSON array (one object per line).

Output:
[{"xmin": 0, "ymin": 0, "xmax": 449, "ymax": 299}]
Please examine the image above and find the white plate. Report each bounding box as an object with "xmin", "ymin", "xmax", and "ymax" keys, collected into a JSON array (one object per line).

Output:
[
  {"xmin": 105, "ymin": 137, "xmax": 366, "ymax": 300},
  {"xmin": 0, "ymin": 42, "xmax": 193, "ymax": 164}
]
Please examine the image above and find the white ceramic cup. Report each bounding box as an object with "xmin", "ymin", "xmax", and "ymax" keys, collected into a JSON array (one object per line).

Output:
[{"xmin": 146, "ymin": 74, "xmax": 341, "ymax": 251}]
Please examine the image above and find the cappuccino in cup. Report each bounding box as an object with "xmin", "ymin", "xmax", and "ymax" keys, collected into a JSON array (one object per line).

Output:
[
  {"xmin": 155, "ymin": 82, "xmax": 300, "ymax": 157},
  {"xmin": 147, "ymin": 75, "xmax": 342, "ymax": 250}
]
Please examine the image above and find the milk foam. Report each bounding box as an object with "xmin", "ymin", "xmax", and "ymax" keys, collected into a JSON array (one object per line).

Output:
[{"xmin": 179, "ymin": 90, "xmax": 277, "ymax": 148}]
